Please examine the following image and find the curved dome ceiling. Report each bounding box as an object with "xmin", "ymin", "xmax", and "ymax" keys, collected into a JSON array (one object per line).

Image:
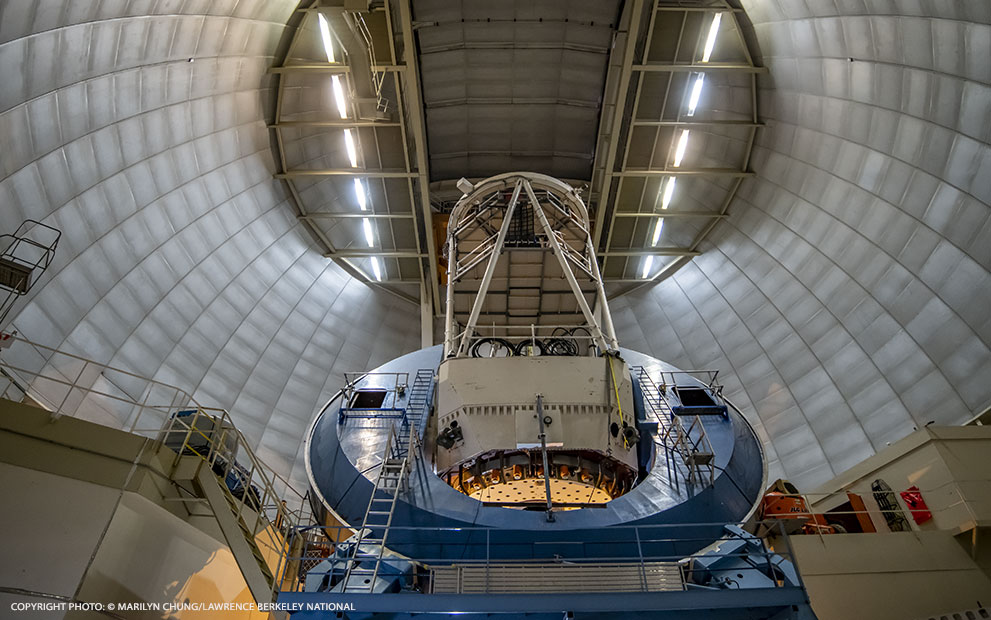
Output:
[{"xmin": 0, "ymin": 0, "xmax": 988, "ymax": 491}]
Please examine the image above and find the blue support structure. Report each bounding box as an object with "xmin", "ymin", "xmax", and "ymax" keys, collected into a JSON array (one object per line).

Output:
[
  {"xmin": 277, "ymin": 589, "xmax": 817, "ymax": 619},
  {"xmin": 295, "ymin": 348, "xmax": 820, "ymax": 619}
]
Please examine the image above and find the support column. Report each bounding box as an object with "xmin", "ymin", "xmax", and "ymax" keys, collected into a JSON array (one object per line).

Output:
[
  {"xmin": 420, "ymin": 281, "xmax": 433, "ymax": 349},
  {"xmin": 585, "ymin": 237, "xmax": 619, "ymax": 351}
]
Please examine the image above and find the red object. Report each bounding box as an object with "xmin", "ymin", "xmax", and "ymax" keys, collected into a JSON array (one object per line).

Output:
[
  {"xmin": 900, "ymin": 486, "xmax": 932, "ymax": 524},
  {"xmin": 761, "ymin": 491, "xmax": 839, "ymax": 534}
]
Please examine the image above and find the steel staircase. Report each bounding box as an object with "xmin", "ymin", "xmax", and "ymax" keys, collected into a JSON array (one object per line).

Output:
[
  {"xmin": 192, "ymin": 462, "xmax": 276, "ymax": 601},
  {"xmin": 161, "ymin": 408, "xmax": 313, "ymax": 603}
]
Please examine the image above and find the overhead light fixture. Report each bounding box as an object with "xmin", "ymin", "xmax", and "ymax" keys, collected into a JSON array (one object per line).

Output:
[
  {"xmin": 651, "ymin": 218, "xmax": 665, "ymax": 246},
  {"xmin": 370, "ymin": 256, "xmax": 382, "ymax": 281},
  {"xmin": 702, "ymin": 13, "xmax": 722, "ymax": 63},
  {"xmin": 362, "ymin": 217, "xmax": 375, "ymax": 247},
  {"xmin": 661, "ymin": 177, "xmax": 676, "ymax": 209},
  {"xmin": 641, "ymin": 255, "xmax": 654, "ymax": 279},
  {"xmin": 687, "ymin": 73, "xmax": 705, "ymax": 116},
  {"xmin": 317, "ymin": 14, "xmax": 336, "ymax": 63},
  {"xmin": 673, "ymin": 129, "xmax": 690, "ymax": 167},
  {"xmin": 344, "ymin": 129, "xmax": 358, "ymax": 167},
  {"xmin": 331, "ymin": 75, "xmax": 348, "ymax": 119},
  {"xmin": 354, "ymin": 178, "xmax": 367, "ymax": 210}
]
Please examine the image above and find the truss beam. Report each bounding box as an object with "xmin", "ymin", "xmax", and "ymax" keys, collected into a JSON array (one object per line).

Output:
[{"xmin": 276, "ymin": 170, "xmax": 418, "ymax": 179}]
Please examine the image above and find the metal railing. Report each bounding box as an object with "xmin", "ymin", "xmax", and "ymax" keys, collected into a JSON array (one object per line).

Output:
[
  {"xmin": 656, "ymin": 368, "xmax": 725, "ymax": 396},
  {"xmin": 157, "ymin": 408, "xmax": 317, "ymax": 598},
  {"xmin": 345, "ymin": 10, "xmax": 390, "ymax": 117},
  {"xmin": 0, "ymin": 334, "xmax": 315, "ymax": 601},
  {"xmin": 0, "ymin": 334, "xmax": 200, "ymax": 431},
  {"xmin": 0, "ymin": 220, "xmax": 61, "ymax": 327},
  {"xmin": 338, "ymin": 371, "xmax": 409, "ymax": 422},
  {"xmin": 636, "ymin": 366, "xmax": 716, "ymax": 492},
  {"xmin": 279, "ymin": 520, "xmax": 807, "ymax": 595},
  {"xmin": 754, "ymin": 477, "xmax": 990, "ymax": 540},
  {"xmin": 279, "ymin": 477, "xmax": 991, "ymax": 597}
]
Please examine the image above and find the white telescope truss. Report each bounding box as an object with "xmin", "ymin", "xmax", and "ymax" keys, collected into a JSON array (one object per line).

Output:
[{"xmin": 443, "ymin": 173, "xmax": 619, "ymax": 358}]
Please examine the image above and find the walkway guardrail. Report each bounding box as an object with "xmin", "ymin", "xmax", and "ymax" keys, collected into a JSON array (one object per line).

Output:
[
  {"xmin": 278, "ymin": 520, "xmax": 808, "ymax": 595},
  {"xmin": 0, "ymin": 334, "xmax": 315, "ymax": 602},
  {"xmin": 338, "ymin": 371, "xmax": 409, "ymax": 422},
  {"xmin": 635, "ymin": 365, "xmax": 716, "ymax": 492}
]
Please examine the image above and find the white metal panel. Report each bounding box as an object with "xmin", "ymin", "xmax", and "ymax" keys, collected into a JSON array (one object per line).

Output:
[
  {"xmin": 618, "ymin": 1, "xmax": 991, "ymax": 489},
  {"xmin": 0, "ymin": 0, "xmax": 420, "ymax": 489}
]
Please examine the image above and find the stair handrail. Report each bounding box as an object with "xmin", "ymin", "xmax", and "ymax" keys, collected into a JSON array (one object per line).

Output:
[{"xmin": 0, "ymin": 334, "xmax": 313, "ymax": 599}]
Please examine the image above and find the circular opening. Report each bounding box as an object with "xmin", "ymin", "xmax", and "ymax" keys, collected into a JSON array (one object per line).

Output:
[{"xmin": 440, "ymin": 449, "xmax": 636, "ymax": 509}]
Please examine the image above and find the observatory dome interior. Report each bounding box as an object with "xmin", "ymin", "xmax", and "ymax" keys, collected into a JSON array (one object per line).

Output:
[{"xmin": 0, "ymin": 1, "xmax": 989, "ymax": 618}]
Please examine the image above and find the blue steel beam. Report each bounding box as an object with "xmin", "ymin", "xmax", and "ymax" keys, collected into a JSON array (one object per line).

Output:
[{"xmin": 277, "ymin": 587, "xmax": 814, "ymax": 618}]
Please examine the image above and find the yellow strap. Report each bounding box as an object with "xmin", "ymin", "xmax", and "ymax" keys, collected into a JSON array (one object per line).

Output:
[{"xmin": 607, "ymin": 355, "xmax": 629, "ymax": 449}]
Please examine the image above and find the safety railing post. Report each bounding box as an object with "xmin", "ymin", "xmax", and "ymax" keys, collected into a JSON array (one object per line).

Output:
[
  {"xmin": 53, "ymin": 358, "xmax": 88, "ymax": 421},
  {"xmin": 173, "ymin": 410, "xmax": 197, "ymax": 473},
  {"xmin": 761, "ymin": 531, "xmax": 776, "ymax": 587},
  {"xmin": 634, "ymin": 526, "xmax": 648, "ymax": 592}
]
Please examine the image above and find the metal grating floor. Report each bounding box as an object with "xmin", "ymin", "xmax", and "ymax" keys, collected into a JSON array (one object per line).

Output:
[{"xmin": 431, "ymin": 562, "xmax": 684, "ymax": 594}]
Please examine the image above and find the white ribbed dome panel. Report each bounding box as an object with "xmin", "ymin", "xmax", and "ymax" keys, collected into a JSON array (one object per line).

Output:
[
  {"xmin": 615, "ymin": 0, "xmax": 991, "ymax": 488},
  {"xmin": 0, "ymin": 0, "xmax": 988, "ymax": 492},
  {"xmin": 0, "ymin": 1, "xmax": 420, "ymax": 488}
]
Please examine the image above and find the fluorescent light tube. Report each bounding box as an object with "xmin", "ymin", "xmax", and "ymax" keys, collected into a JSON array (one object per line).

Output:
[
  {"xmin": 687, "ymin": 73, "xmax": 704, "ymax": 116},
  {"xmin": 354, "ymin": 178, "xmax": 367, "ymax": 210},
  {"xmin": 651, "ymin": 218, "xmax": 665, "ymax": 246},
  {"xmin": 641, "ymin": 255, "xmax": 654, "ymax": 279},
  {"xmin": 344, "ymin": 129, "xmax": 357, "ymax": 167},
  {"xmin": 673, "ymin": 129, "xmax": 690, "ymax": 167},
  {"xmin": 332, "ymin": 75, "xmax": 347, "ymax": 119},
  {"xmin": 702, "ymin": 13, "xmax": 722, "ymax": 62},
  {"xmin": 318, "ymin": 14, "xmax": 335, "ymax": 63},
  {"xmin": 370, "ymin": 257, "xmax": 382, "ymax": 281},
  {"xmin": 661, "ymin": 177, "xmax": 676, "ymax": 209},
  {"xmin": 363, "ymin": 217, "xmax": 374, "ymax": 247}
]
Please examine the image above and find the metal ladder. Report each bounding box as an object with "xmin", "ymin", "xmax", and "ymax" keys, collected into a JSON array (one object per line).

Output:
[
  {"xmin": 635, "ymin": 367, "xmax": 674, "ymax": 429},
  {"xmin": 635, "ymin": 366, "xmax": 682, "ymax": 490},
  {"xmin": 339, "ymin": 427, "xmax": 413, "ymax": 592},
  {"xmin": 397, "ymin": 369, "xmax": 433, "ymax": 458},
  {"xmin": 339, "ymin": 369, "xmax": 432, "ymax": 592}
]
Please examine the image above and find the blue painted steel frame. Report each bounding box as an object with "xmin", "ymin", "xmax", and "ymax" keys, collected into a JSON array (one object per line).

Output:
[
  {"xmin": 306, "ymin": 346, "xmax": 766, "ymax": 560},
  {"xmin": 277, "ymin": 588, "xmax": 816, "ymax": 619}
]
